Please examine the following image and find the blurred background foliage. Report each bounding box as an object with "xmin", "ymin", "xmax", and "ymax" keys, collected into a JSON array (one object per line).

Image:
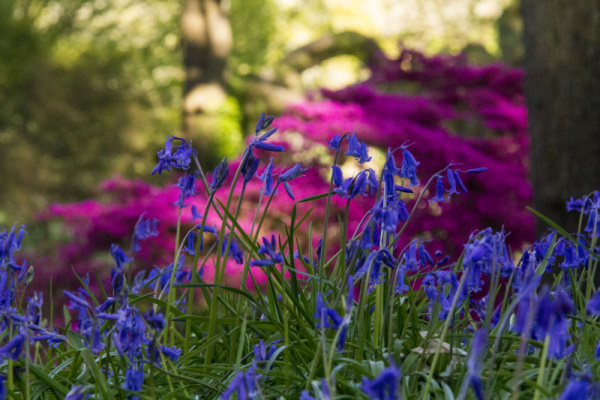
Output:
[{"xmin": 0, "ymin": 0, "xmax": 522, "ymax": 226}]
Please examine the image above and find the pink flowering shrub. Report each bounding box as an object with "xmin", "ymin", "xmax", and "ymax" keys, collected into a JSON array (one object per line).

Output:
[{"xmin": 35, "ymin": 47, "xmax": 533, "ymax": 297}]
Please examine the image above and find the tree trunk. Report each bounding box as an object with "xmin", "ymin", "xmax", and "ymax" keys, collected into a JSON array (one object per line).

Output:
[
  {"xmin": 522, "ymin": 1, "xmax": 600, "ymax": 235},
  {"xmin": 181, "ymin": 0, "xmax": 232, "ymax": 167}
]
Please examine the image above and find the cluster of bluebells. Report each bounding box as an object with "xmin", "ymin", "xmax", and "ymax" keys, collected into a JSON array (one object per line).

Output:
[
  {"xmin": 566, "ymin": 190, "xmax": 600, "ymax": 237},
  {"xmin": 63, "ymin": 236, "xmax": 185, "ymax": 398},
  {"xmin": 0, "ymin": 225, "xmax": 66, "ymax": 373}
]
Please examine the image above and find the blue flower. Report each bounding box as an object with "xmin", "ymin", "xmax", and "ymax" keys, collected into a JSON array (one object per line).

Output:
[
  {"xmin": 422, "ymin": 273, "xmax": 437, "ymax": 300},
  {"xmin": 241, "ymin": 150, "xmax": 260, "ymax": 184},
  {"xmin": 361, "ymin": 364, "xmax": 401, "ymax": 400},
  {"xmin": 253, "ymin": 340, "xmax": 277, "ymax": 369},
  {"xmin": 355, "ymin": 249, "xmax": 396, "ymax": 293},
  {"xmin": 465, "ymin": 329, "xmax": 487, "ymax": 400},
  {"xmin": 256, "ymin": 159, "xmax": 277, "ymax": 196},
  {"xmin": 174, "ymin": 174, "xmax": 198, "ymax": 207},
  {"xmin": 0, "ymin": 332, "xmax": 25, "ymax": 363},
  {"xmin": 584, "ymin": 208, "xmax": 599, "ymax": 237},
  {"xmin": 222, "ymin": 236, "xmax": 244, "ymax": 265},
  {"xmin": 278, "ymin": 163, "xmax": 307, "ymax": 200},
  {"xmin": 250, "ymin": 235, "xmax": 284, "ymax": 267},
  {"xmin": 429, "ymin": 177, "xmax": 446, "ymax": 203},
  {"xmin": 344, "ymin": 133, "xmax": 371, "ymax": 164},
  {"xmin": 383, "ymin": 149, "xmax": 400, "ymax": 195},
  {"xmin": 221, "ymin": 366, "xmax": 261, "ymax": 400},
  {"xmin": 250, "ymin": 114, "xmax": 284, "ymax": 153},
  {"xmin": 314, "ymin": 293, "xmax": 343, "ymax": 330},
  {"xmin": 124, "ymin": 366, "xmax": 144, "ymax": 397},
  {"xmin": 328, "ymin": 134, "xmax": 341, "ymax": 151},
  {"xmin": 588, "ymin": 291, "xmax": 600, "ymax": 316},
  {"xmin": 300, "ymin": 391, "xmax": 317, "ymax": 400},
  {"xmin": 446, "ymin": 168, "xmax": 459, "ymax": 196},
  {"xmin": 400, "ymin": 149, "xmax": 419, "ymax": 186},
  {"xmin": 151, "ymin": 136, "xmax": 194, "ymax": 175},
  {"xmin": 454, "ymin": 170, "xmax": 468, "ymax": 193},
  {"xmin": 65, "ymin": 385, "xmax": 89, "ymax": 400},
  {"xmin": 211, "ymin": 158, "xmax": 230, "ymax": 193},
  {"xmin": 558, "ymin": 374, "xmax": 600, "ymax": 400},
  {"xmin": 133, "ymin": 215, "xmax": 159, "ymax": 252}
]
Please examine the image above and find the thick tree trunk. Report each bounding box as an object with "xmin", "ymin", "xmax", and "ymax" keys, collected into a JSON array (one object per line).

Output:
[
  {"xmin": 522, "ymin": 1, "xmax": 600, "ymax": 235},
  {"xmin": 181, "ymin": 0, "xmax": 232, "ymax": 166}
]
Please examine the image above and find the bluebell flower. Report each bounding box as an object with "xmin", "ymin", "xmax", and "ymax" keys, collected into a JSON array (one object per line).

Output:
[
  {"xmin": 418, "ymin": 243, "xmax": 434, "ymax": 267},
  {"xmin": 256, "ymin": 158, "xmax": 277, "ymax": 196},
  {"xmin": 278, "ymin": 163, "xmax": 307, "ymax": 200},
  {"xmin": 0, "ymin": 332, "xmax": 25, "ymax": 363},
  {"xmin": 278, "ymin": 163, "xmax": 307, "ymax": 182},
  {"xmin": 250, "ymin": 114, "xmax": 284, "ymax": 153},
  {"xmin": 174, "ymin": 174, "xmax": 198, "ymax": 208},
  {"xmin": 395, "ymin": 267, "xmax": 409, "ymax": 295},
  {"xmin": 566, "ymin": 197, "xmax": 586, "ymax": 213},
  {"xmin": 422, "ymin": 273, "xmax": 437, "ymax": 300},
  {"xmin": 64, "ymin": 385, "xmax": 89, "ymax": 400},
  {"xmin": 328, "ymin": 134, "xmax": 341, "ymax": 151},
  {"xmin": 250, "ymin": 235, "xmax": 284, "ymax": 267},
  {"xmin": 558, "ymin": 374, "xmax": 600, "ymax": 400},
  {"xmin": 560, "ymin": 243, "xmax": 579, "ymax": 269},
  {"xmin": 331, "ymin": 168, "xmax": 352, "ymax": 198},
  {"xmin": 400, "ymin": 149, "xmax": 419, "ymax": 186},
  {"xmin": 361, "ymin": 363, "xmax": 401, "ymax": 400},
  {"xmin": 454, "ymin": 170, "xmax": 468, "ymax": 193},
  {"xmin": 190, "ymin": 205, "xmax": 203, "ymax": 222},
  {"xmin": 355, "ymin": 249, "xmax": 396, "ymax": 293},
  {"xmin": 114, "ymin": 308, "xmax": 146, "ymax": 361},
  {"xmin": 446, "ymin": 168, "xmax": 459, "ymax": 196},
  {"xmin": 151, "ymin": 136, "xmax": 194, "ymax": 175},
  {"xmin": 211, "ymin": 158, "xmax": 230, "ymax": 193},
  {"xmin": 371, "ymin": 198, "xmax": 408, "ymax": 233},
  {"xmin": 255, "ymin": 113, "xmax": 274, "ymax": 134},
  {"xmin": 133, "ymin": 215, "xmax": 159, "ymax": 252},
  {"xmin": 124, "ymin": 366, "xmax": 144, "ymax": 397},
  {"xmin": 360, "ymin": 225, "xmax": 375, "ymax": 250},
  {"xmin": 321, "ymin": 377, "xmax": 331, "ymax": 400},
  {"xmin": 429, "ymin": 177, "xmax": 446, "ymax": 202},
  {"xmin": 465, "ymin": 329, "xmax": 487, "ymax": 400},
  {"xmin": 314, "ymin": 293, "xmax": 343, "ymax": 330},
  {"xmin": 383, "ymin": 149, "xmax": 400, "ymax": 195},
  {"xmin": 587, "ymin": 290, "xmax": 600, "ymax": 316},
  {"xmin": 515, "ymin": 287, "xmax": 574, "ymax": 359},
  {"xmin": 584, "ymin": 208, "xmax": 599, "ymax": 237},
  {"xmin": 143, "ymin": 309, "xmax": 165, "ymax": 332},
  {"xmin": 222, "ymin": 236, "xmax": 244, "ymax": 265},
  {"xmin": 110, "ymin": 244, "xmax": 133, "ymax": 270},
  {"xmin": 344, "ymin": 133, "xmax": 371, "ymax": 164},
  {"xmin": 466, "ymin": 167, "xmax": 487, "ymax": 174},
  {"xmin": 241, "ymin": 149, "xmax": 260, "ymax": 185},
  {"xmin": 316, "ymin": 238, "xmax": 323, "ymax": 263},
  {"xmin": 300, "ymin": 391, "xmax": 317, "ymax": 400},
  {"xmin": 253, "ymin": 340, "xmax": 277, "ymax": 369},
  {"xmin": 221, "ymin": 366, "xmax": 261, "ymax": 400},
  {"xmin": 161, "ymin": 345, "xmax": 181, "ymax": 361}
]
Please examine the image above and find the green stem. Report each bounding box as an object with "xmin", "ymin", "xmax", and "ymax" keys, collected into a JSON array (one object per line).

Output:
[
  {"xmin": 533, "ymin": 335, "xmax": 551, "ymax": 400},
  {"xmin": 204, "ymin": 151, "xmax": 250, "ymax": 368}
]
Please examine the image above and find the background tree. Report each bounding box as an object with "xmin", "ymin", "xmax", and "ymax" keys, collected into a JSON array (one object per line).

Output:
[{"xmin": 522, "ymin": 1, "xmax": 600, "ymax": 234}]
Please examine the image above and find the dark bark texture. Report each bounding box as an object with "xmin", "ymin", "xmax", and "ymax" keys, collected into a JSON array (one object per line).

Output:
[{"xmin": 522, "ymin": 1, "xmax": 600, "ymax": 235}]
